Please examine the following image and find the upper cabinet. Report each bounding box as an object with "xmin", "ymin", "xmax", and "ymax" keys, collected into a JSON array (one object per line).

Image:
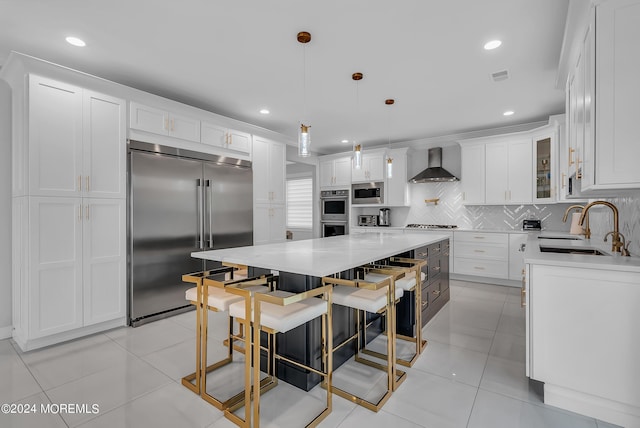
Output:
[
  {"xmin": 201, "ymin": 121, "xmax": 251, "ymax": 155},
  {"xmin": 252, "ymin": 137, "xmax": 285, "ymax": 205},
  {"xmin": 566, "ymin": 0, "xmax": 640, "ymax": 193},
  {"xmin": 130, "ymin": 102, "xmax": 200, "ymax": 142},
  {"xmin": 28, "ymin": 75, "xmax": 126, "ymax": 199},
  {"xmin": 319, "ymin": 155, "xmax": 351, "ymax": 189},
  {"xmin": 352, "ymin": 151, "xmax": 385, "ymax": 183},
  {"xmin": 460, "ymin": 144, "xmax": 485, "ymax": 205}
]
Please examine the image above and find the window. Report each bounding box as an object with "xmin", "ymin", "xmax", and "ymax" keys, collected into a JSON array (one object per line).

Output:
[{"xmin": 286, "ymin": 178, "xmax": 313, "ymax": 228}]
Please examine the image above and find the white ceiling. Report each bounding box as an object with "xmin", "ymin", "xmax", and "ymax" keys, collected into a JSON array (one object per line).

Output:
[{"xmin": 0, "ymin": 0, "xmax": 569, "ymax": 155}]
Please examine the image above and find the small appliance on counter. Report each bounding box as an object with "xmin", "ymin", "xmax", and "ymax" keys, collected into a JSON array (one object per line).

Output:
[
  {"xmin": 358, "ymin": 215, "xmax": 378, "ymax": 227},
  {"xmin": 378, "ymin": 208, "xmax": 391, "ymax": 227},
  {"xmin": 522, "ymin": 219, "xmax": 542, "ymax": 231}
]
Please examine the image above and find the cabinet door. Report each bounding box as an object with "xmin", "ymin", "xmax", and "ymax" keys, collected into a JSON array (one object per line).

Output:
[
  {"xmin": 227, "ymin": 130, "xmax": 251, "ymax": 154},
  {"xmin": 252, "ymin": 138, "xmax": 271, "ymax": 204},
  {"xmin": 83, "ymin": 199, "xmax": 126, "ymax": 325},
  {"xmin": 319, "ymin": 160, "xmax": 334, "ymax": 188},
  {"xmin": 29, "ymin": 197, "xmax": 83, "ymax": 338},
  {"xmin": 595, "ymin": 0, "xmax": 640, "ymax": 187},
  {"xmin": 507, "ymin": 139, "xmax": 532, "ymax": 204},
  {"xmin": 269, "ymin": 141, "xmax": 286, "ymax": 204},
  {"xmin": 83, "ymin": 91, "xmax": 126, "ymax": 199},
  {"xmin": 351, "ymin": 161, "xmax": 367, "ymax": 182},
  {"xmin": 269, "ymin": 204, "xmax": 286, "ymax": 243},
  {"xmin": 130, "ymin": 102, "xmax": 168, "ymax": 135},
  {"xmin": 333, "ymin": 157, "xmax": 352, "ymax": 187},
  {"xmin": 461, "ymin": 144, "xmax": 485, "ymax": 204},
  {"xmin": 201, "ymin": 122, "xmax": 226, "ymax": 148},
  {"xmin": 366, "ymin": 153, "xmax": 385, "ymax": 181},
  {"xmin": 29, "ymin": 75, "xmax": 83, "ymax": 197},
  {"xmin": 168, "ymin": 113, "xmax": 200, "ymax": 142},
  {"xmin": 508, "ymin": 233, "xmax": 527, "ymax": 281},
  {"xmin": 485, "ymin": 142, "xmax": 508, "ymax": 204},
  {"xmin": 253, "ymin": 204, "xmax": 271, "ymax": 245}
]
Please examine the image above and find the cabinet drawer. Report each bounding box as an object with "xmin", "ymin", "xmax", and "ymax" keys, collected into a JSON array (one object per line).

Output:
[
  {"xmin": 454, "ymin": 257, "xmax": 508, "ymax": 278},
  {"xmin": 455, "ymin": 241, "xmax": 508, "ymax": 260},
  {"xmin": 454, "ymin": 232, "xmax": 508, "ymax": 245}
]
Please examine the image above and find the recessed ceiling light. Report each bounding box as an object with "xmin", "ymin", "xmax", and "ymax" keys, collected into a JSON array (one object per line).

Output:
[
  {"xmin": 65, "ymin": 36, "xmax": 86, "ymax": 47},
  {"xmin": 503, "ymin": 110, "xmax": 514, "ymax": 116},
  {"xmin": 484, "ymin": 40, "xmax": 502, "ymax": 50},
  {"xmin": 259, "ymin": 109, "xmax": 270, "ymax": 114},
  {"xmin": 341, "ymin": 139, "xmax": 349, "ymax": 144}
]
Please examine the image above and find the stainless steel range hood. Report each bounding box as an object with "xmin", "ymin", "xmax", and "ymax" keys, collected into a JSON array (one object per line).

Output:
[{"xmin": 409, "ymin": 147, "xmax": 459, "ymax": 183}]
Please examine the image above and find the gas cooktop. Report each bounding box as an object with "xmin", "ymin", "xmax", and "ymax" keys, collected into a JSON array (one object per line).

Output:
[{"xmin": 406, "ymin": 224, "xmax": 459, "ymax": 229}]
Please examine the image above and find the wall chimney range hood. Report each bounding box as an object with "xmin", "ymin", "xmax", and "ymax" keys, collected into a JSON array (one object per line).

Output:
[{"xmin": 409, "ymin": 147, "xmax": 459, "ymax": 183}]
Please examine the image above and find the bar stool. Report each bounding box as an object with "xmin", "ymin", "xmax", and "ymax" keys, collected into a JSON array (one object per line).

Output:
[
  {"xmin": 223, "ymin": 283, "xmax": 333, "ymax": 428},
  {"xmin": 361, "ymin": 257, "xmax": 427, "ymax": 368},
  {"xmin": 321, "ymin": 274, "xmax": 404, "ymax": 412},
  {"xmin": 200, "ymin": 274, "xmax": 277, "ymax": 411},
  {"xmin": 181, "ymin": 266, "xmax": 236, "ymax": 396}
]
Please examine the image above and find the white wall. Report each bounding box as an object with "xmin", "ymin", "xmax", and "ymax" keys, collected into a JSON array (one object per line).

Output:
[{"xmin": 0, "ymin": 80, "xmax": 12, "ymax": 337}]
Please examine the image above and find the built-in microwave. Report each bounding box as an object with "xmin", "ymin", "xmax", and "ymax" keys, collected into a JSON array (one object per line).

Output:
[{"xmin": 352, "ymin": 182, "xmax": 384, "ymax": 204}]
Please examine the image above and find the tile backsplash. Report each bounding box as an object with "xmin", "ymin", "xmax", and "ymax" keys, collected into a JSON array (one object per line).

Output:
[{"xmin": 369, "ymin": 182, "xmax": 639, "ymax": 256}]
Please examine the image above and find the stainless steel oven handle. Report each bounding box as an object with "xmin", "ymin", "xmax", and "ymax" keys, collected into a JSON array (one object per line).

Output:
[{"xmin": 196, "ymin": 179, "xmax": 203, "ymax": 249}]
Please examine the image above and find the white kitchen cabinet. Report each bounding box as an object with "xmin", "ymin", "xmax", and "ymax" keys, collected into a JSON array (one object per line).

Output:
[
  {"xmin": 253, "ymin": 137, "xmax": 285, "ymax": 205},
  {"xmin": 25, "ymin": 197, "xmax": 125, "ymax": 342},
  {"xmin": 528, "ymin": 263, "xmax": 640, "ymax": 427},
  {"xmin": 566, "ymin": 0, "xmax": 640, "ymax": 193},
  {"xmin": 385, "ymin": 148, "xmax": 410, "ymax": 206},
  {"xmin": 201, "ymin": 121, "xmax": 251, "ymax": 155},
  {"xmin": 485, "ymin": 139, "xmax": 532, "ymax": 205},
  {"xmin": 453, "ymin": 231, "xmax": 509, "ymax": 279},
  {"xmin": 130, "ymin": 101, "xmax": 201, "ymax": 143},
  {"xmin": 460, "ymin": 143, "xmax": 485, "ymax": 204},
  {"xmin": 319, "ymin": 156, "xmax": 351, "ymax": 189},
  {"xmin": 28, "ymin": 76, "xmax": 126, "ymax": 199},
  {"xmin": 352, "ymin": 151, "xmax": 385, "ymax": 183},
  {"xmin": 253, "ymin": 204, "xmax": 286, "ymax": 245},
  {"xmin": 508, "ymin": 233, "xmax": 527, "ymax": 281},
  {"xmin": 253, "ymin": 137, "xmax": 286, "ymax": 244}
]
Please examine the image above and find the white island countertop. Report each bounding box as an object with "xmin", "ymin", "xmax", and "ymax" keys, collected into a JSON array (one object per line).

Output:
[{"xmin": 192, "ymin": 232, "xmax": 449, "ymax": 277}]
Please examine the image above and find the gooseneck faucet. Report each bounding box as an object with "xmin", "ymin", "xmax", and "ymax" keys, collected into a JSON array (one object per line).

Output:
[
  {"xmin": 563, "ymin": 205, "xmax": 591, "ymax": 238},
  {"xmin": 578, "ymin": 201, "xmax": 623, "ymax": 253}
]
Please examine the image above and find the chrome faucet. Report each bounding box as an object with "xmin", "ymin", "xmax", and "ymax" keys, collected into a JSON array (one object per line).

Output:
[
  {"xmin": 563, "ymin": 204, "xmax": 591, "ymax": 238},
  {"xmin": 578, "ymin": 201, "xmax": 623, "ymax": 254}
]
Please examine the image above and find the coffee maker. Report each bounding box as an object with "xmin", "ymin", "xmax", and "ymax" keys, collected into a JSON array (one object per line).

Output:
[{"xmin": 378, "ymin": 208, "xmax": 391, "ymax": 227}]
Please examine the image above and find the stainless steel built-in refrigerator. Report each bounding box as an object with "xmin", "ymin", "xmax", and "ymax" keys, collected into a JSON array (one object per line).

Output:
[{"xmin": 128, "ymin": 141, "xmax": 252, "ymax": 326}]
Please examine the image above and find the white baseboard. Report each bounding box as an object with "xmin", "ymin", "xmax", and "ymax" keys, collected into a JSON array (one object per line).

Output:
[
  {"xmin": 0, "ymin": 325, "xmax": 12, "ymax": 340},
  {"xmin": 544, "ymin": 383, "xmax": 640, "ymax": 428}
]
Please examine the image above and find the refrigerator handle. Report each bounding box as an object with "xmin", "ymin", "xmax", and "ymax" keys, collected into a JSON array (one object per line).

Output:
[
  {"xmin": 206, "ymin": 179, "xmax": 213, "ymax": 249},
  {"xmin": 197, "ymin": 179, "xmax": 203, "ymax": 249}
]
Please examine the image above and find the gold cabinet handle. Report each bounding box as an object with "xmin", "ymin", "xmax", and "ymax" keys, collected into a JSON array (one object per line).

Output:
[
  {"xmin": 418, "ymin": 252, "xmax": 428, "ymax": 257},
  {"xmin": 228, "ymin": 134, "xmax": 232, "ymax": 145},
  {"xmin": 474, "ymin": 236, "xmax": 485, "ymax": 239},
  {"xmin": 433, "ymin": 266, "xmax": 441, "ymax": 271},
  {"xmin": 474, "ymin": 249, "xmax": 485, "ymax": 253},
  {"xmin": 421, "ymin": 300, "xmax": 429, "ymax": 308},
  {"xmin": 78, "ymin": 175, "xmax": 82, "ymax": 192},
  {"xmin": 569, "ymin": 147, "xmax": 575, "ymax": 166},
  {"xmin": 170, "ymin": 119, "xmax": 175, "ymax": 132},
  {"xmin": 432, "ymin": 289, "xmax": 441, "ymax": 296},
  {"xmin": 561, "ymin": 172, "xmax": 566, "ymax": 189},
  {"xmin": 164, "ymin": 118, "xmax": 169, "ymax": 131},
  {"xmin": 474, "ymin": 266, "xmax": 485, "ymax": 270},
  {"xmin": 86, "ymin": 176, "xmax": 90, "ymax": 192}
]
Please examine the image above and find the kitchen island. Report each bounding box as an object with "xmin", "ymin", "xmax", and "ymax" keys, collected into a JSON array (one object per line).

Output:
[
  {"xmin": 192, "ymin": 232, "xmax": 450, "ymax": 390},
  {"xmin": 524, "ymin": 233, "xmax": 640, "ymax": 427}
]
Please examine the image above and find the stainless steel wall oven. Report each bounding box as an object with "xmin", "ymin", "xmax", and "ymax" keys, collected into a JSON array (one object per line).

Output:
[{"xmin": 320, "ymin": 189, "xmax": 349, "ymax": 236}]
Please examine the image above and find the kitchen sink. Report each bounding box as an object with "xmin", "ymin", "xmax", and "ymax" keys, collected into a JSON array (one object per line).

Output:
[
  {"xmin": 539, "ymin": 246, "xmax": 608, "ymax": 256},
  {"xmin": 537, "ymin": 234, "xmax": 583, "ymax": 240}
]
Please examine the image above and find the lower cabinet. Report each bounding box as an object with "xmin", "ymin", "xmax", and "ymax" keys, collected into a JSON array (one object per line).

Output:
[
  {"xmin": 14, "ymin": 196, "xmax": 126, "ymax": 350},
  {"xmin": 453, "ymin": 231, "xmax": 509, "ymax": 279},
  {"xmin": 253, "ymin": 204, "xmax": 286, "ymax": 245},
  {"xmin": 413, "ymin": 239, "xmax": 451, "ymax": 327}
]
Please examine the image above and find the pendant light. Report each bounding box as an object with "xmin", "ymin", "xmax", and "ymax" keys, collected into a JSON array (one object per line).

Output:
[
  {"xmin": 352, "ymin": 72, "xmax": 363, "ymax": 169},
  {"xmin": 297, "ymin": 31, "xmax": 311, "ymax": 157},
  {"xmin": 385, "ymin": 98, "xmax": 394, "ymax": 178}
]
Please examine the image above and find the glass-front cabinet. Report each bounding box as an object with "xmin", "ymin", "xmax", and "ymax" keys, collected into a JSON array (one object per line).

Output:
[{"xmin": 532, "ymin": 127, "xmax": 558, "ymax": 204}]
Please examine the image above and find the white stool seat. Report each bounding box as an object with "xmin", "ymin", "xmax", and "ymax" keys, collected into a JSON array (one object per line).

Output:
[
  {"xmin": 364, "ymin": 272, "xmax": 417, "ymax": 292},
  {"xmin": 185, "ymin": 286, "xmax": 244, "ymax": 311},
  {"xmin": 333, "ymin": 283, "xmax": 404, "ymax": 313},
  {"xmin": 230, "ymin": 290, "xmax": 328, "ymax": 333}
]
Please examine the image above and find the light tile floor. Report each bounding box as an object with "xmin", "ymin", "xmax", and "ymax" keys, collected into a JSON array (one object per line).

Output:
[{"xmin": 0, "ymin": 280, "xmax": 622, "ymax": 428}]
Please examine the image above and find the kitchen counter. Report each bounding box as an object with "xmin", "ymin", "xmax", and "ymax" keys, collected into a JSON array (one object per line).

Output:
[
  {"xmin": 192, "ymin": 232, "xmax": 449, "ymax": 277},
  {"xmin": 524, "ymin": 232, "xmax": 640, "ymax": 273}
]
